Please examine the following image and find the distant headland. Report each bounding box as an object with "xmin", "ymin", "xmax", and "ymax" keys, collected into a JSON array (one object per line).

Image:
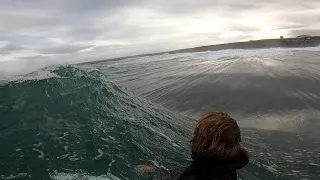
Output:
[
  {"xmin": 170, "ymin": 35, "xmax": 320, "ymax": 54},
  {"xmin": 80, "ymin": 35, "xmax": 320, "ymax": 65}
]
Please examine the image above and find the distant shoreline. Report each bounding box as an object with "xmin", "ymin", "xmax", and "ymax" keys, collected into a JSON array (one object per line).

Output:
[{"xmin": 78, "ymin": 36, "xmax": 320, "ymax": 65}]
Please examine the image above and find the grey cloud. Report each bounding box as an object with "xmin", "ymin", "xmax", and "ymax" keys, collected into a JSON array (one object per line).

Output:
[
  {"xmin": 0, "ymin": 0, "xmax": 136, "ymax": 14},
  {"xmin": 1, "ymin": 1, "xmax": 317, "ymax": 37},
  {"xmin": 91, "ymin": 45, "xmax": 127, "ymax": 51},
  {"xmin": 0, "ymin": 44, "xmax": 22, "ymax": 55},
  {"xmin": 37, "ymin": 44, "xmax": 92, "ymax": 55},
  {"xmin": 283, "ymin": 13, "xmax": 320, "ymax": 37},
  {"xmin": 1, "ymin": 0, "xmax": 320, "ymax": 62},
  {"xmin": 0, "ymin": 0, "xmax": 135, "ymax": 37},
  {"xmin": 284, "ymin": 13, "xmax": 320, "ymax": 27},
  {"xmin": 19, "ymin": 55, "xmax": 48, "ymax": 60},
  {"xmin": 0, "ymin": 0, "xmax": 150, "ymax": 45},
  {"xmin": 229, "ymin": 25, "xmax": 259, "ymax": 33},
  {"xmin": 142, "ymin": 0, "xmax": 318, "ymax": 15},
  {"xmin": 271, "ymin": 25, "xmax": 306, "ymax": 31},
  {"xmin": 59, "ymin": 0, "xmax": 138, "ymax": 14},
  {"xmin": 288, "ymin": 29, "xmax": 320, "ymax": 37},
  {"xmin": 0, "ymin": 42, "xmax": 91, "ymax": 55},
  {"xmin": 137, "ymin": 0, "xmax": 320, "ymax": 38},
  {"xmin": 0, "ymin": 35, "xmax": 53, "ymax": 47},
  {"xmin": 64, "ymin": 28, "xmax": 101, "ymax": 41},
  {"xmin": 143, "ymin": 0, "xmax": 258, "ymax": 14},
  {"xmin": 0, "ymin": 11, "xmax": 97, "ymax": 37}
]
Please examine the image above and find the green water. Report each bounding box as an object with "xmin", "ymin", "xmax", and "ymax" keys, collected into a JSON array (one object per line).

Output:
[
  {"xmin": 0, "ymin": 66, "xmax": 193, "ymax": 179},
  {"xmin": 0, "ymin": 65, "xmax": 319, "ymax": 179}
]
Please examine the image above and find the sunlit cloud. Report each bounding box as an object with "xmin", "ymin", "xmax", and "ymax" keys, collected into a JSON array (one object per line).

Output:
[{"xmin": 0, "ymin": 0, "xmax": 319, "ymax": 62}]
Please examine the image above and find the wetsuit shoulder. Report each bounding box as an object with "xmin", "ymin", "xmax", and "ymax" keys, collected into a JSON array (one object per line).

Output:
[
  {"xmin": 177, "ymin": 165, "xmax": 236, "ymax": 180},
  {"xmin": 150, "ymin": 168, "xmax": 183, "ymax": 180}
]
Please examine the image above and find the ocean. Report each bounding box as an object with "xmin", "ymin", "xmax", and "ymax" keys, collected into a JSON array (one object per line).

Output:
[{"xmin": 1, "ymin": 47, "xmax": 320, "ymax": 180}]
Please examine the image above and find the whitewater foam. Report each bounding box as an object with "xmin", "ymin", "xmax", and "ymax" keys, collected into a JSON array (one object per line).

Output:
[{"xmin": 50, "ymin": 172, "xmax": 121, "ymax": 180}]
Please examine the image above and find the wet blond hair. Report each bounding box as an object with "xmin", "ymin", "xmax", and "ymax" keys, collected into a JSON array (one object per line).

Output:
[{"xmin": 191, "ymin": 112, "xmax": 243, "ymax": 160}]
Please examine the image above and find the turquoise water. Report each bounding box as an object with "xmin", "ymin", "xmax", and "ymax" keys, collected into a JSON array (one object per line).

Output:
[
  {"xmin": 0, "ymin": 66, "xmax": 192, "ymax": 179},
  {"xmin": 1, "ymin": 48, "xmax": 320, "ymax": 179}
]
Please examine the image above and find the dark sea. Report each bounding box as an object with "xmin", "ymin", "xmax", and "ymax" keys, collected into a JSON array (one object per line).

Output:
[{"xmin": 1, "ymin": 47, "xmax": 320, "ymax": 180}]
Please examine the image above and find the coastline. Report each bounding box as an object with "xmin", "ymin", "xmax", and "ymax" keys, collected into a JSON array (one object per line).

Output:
[{"xmin": 78, "ymin": 36, "xmax": 320, "ymax": 65}]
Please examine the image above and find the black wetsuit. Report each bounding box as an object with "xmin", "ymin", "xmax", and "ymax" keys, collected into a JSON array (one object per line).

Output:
[{"xmin": 177, "ymin": 154, "xmax": 249, "ymax": 180}]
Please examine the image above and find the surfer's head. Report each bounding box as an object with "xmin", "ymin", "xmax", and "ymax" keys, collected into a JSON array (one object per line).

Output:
[{"xmin": 191, "ymin": 112, "xmax": 245, "ymax": 160}]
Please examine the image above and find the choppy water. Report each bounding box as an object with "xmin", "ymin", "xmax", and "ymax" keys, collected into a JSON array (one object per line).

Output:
[{"xmin": 1, "ymin": 47, "xmax": 320, "ymax": 179}]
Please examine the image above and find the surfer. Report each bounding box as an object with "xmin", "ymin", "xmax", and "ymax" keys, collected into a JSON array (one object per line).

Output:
[{"xmin": 136, "ymin": 112, "xmax": 249, "ymax": 180}]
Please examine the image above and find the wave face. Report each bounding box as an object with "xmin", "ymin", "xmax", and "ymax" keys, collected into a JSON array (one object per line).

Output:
[
  {"xmin": 97, "ymin": 48, "xmax": 320, "ymax": 136},
  {"xmin": 1, "ymin": 47, "xmax": 320, "ymax": 179},
  {"xmin": 0, "ymin": 66, "xmax": 193, "ymax": 179}
]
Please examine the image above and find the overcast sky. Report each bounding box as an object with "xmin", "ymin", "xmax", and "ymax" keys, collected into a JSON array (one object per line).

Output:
[{"xmin": 0, "ymin": 0, "xmax": 320, "ymax": 63}]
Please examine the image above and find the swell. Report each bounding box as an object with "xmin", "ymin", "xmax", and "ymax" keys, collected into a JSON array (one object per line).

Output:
[
  {"xmin": 1, "ymin": 53, "xmax": 320, "ymax": 179},
  {"xmin": 0, "ymin": 65, "xmax": 193, "ymax": 179}
]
